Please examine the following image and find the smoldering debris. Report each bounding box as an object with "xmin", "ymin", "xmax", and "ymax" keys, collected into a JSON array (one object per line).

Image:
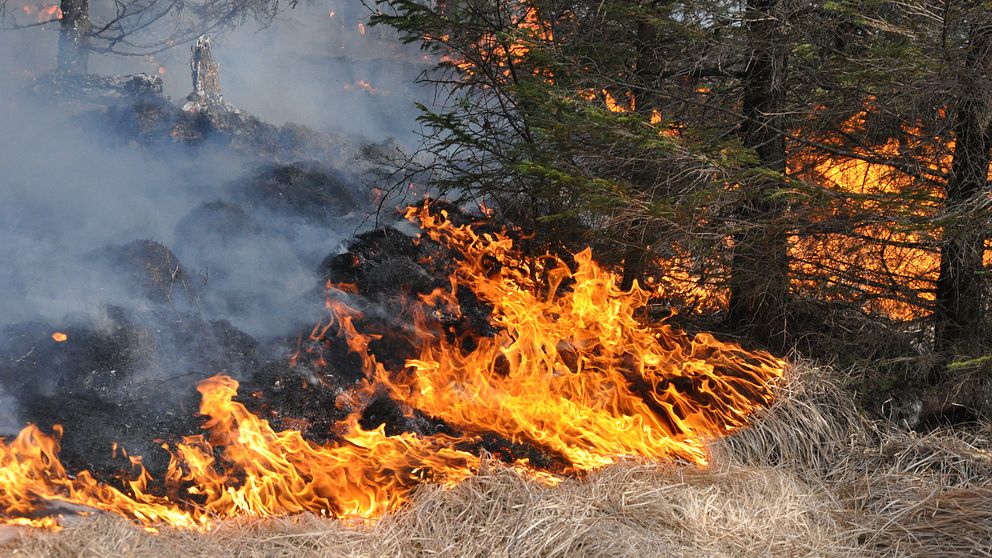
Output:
[
  {"xmin": 0, "ymin": 9, "xmax": 417, "ymax": 460},
  {"xmin": 91, "ymin": 240, "xmax": 203, "ymax": 308},
  {"xmin": 0, "ymin": 0, "xmax": 461, "ymax": 513},
  {"xmin": 0, "ymin": 306, "xmax": 256, "ymax": 477},
  {"xmin": 236, "ymin": 161, "xmax": 360, "ymax": 225}
]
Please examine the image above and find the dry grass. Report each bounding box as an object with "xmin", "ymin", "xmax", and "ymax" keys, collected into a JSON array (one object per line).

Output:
[
  {"xmin": 5, "ymin": 465, "xmax": 853, "ymax": 558},
  {"xmin": 5, "ymin": 362, "xmax": 992, "ymax": 557}
]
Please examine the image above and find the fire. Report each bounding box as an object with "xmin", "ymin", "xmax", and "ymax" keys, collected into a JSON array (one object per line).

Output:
[
  {"xmin": 645, "ymin": 249, "xmax": 729, "ymax": 314},
  {"xmin": 645, "ymin": 104, "xmax": 977, "ymax": 321},
  {"xmin": 577, "ymin": 88, "xmax": 639, "ymax": 114},
  {"xmin": 358, "ymin": 23, "xmax": 366, "ymax": 36},
  {"xmin": 385, "ymin": 207, "xmax": 780, "ymax": 468},
  {"xmin": 602, "ymin": 90, "xmax": 635, "ymax": 113},
  {"xmin": 437, "ymin": 5, "xmax": 553, "ymax": 78},
  {"xmin": 787, "ymin": 108, "xmax": 960, "ymax": 319},
  {"xmin": 0, "ymin": 205, "xmax": 783, "ymax": 531},
  {"xmin": 158, "ymin": 376, "xmax": 478, "ymax": 522},
  {"xmin": 19, "ymin": 3, "xmax": 61, "ymax": 21},
  {"xmin": 41, "ymin": 4, "xmax": 61, "ymax": 20},
  {"xmin": 0, "ymin": 378, "xmax": 478, "ymax": 531},
  {"xmin": 414, "ymin": 5, "xmax": 960, "ymax": 320},
  {"xmin": 355, "ymin": 80, "xmax": 376, "ymax": 93},
  {"xmin": 50, "ymin": 332, "xmax": 67, "ymax": 342}
]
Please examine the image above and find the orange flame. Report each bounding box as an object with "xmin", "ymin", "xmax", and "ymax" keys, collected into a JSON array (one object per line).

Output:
[
  {"xmin": 787, "ymin": 108, "xmax": 963, "ymax": 319},
  {"xmin": 20, "ymin": 3, "xmax": 61, "ymax": 21},
  {"xmin": 602, "ymin": 90, "xmax": 635, "ymax": 113},
  {"xmin": 437, "ymin": 5, "xmax": 554, "ymax": 79},
  {"xmin": 50, "ymin": 332, "xmax": 67, "ymax": 343},
  {"xmin": 387, "ymin": 207, "xmax": 781, "ymax": 469},
  {"xmin": 0, "ymin": 206, "xmax": 783, "ymax": 530},
  {"xmin": 650, "ymin": 104, "xmax": 982, "ymax": 320}
]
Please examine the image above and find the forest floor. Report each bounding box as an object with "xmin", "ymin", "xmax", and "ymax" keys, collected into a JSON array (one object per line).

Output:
[{"xmin": 5, "ymin": 362, "xmax": 991, "ymax": 558}]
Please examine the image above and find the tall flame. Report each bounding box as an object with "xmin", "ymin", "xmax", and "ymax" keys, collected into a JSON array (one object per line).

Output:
[
  {"xmin": 0, "ymin": 205, "xmax": 783, "ymax": 531},
  {"xmin": 385, "ymin": 207, "xmax": 782, "ymax": 469}
]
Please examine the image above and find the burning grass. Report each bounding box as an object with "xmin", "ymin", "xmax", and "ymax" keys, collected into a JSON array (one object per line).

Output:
[
  {"xmin": 2, "ymin": 206, "xmax": 990, "ymax": 555},
  {"xmin": 0, "ymin": 204, "xmax": 785, "ymax": 530},
  {"xmin": 5, "ymin": 462, "xmax": 852, "ymax": 558},
  {"xmin": 6, "ymin": 362, "xmax": 992, "ymax": 557}
]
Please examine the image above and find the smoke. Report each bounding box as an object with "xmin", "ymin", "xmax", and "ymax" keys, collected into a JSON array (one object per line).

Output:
[
  {"xmin": 210, "ymin": 2, "xmax": 434, "ymax": 143},
  {"xmin": 0, "ymin": 1, "xmax": 429, "ymax": 434},
  {"xmin": 0, "ymin": 83, "xmax": 340, "ymax": 335},
  {"xmin": 0, "ymin": 0, "xmax": 434, "ymax": 142}
]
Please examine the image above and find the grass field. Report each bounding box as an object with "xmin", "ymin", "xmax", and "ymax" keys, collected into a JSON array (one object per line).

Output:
[{"xmin": 5, "ymin": 363, "xmax": 992, "ymax": 557}]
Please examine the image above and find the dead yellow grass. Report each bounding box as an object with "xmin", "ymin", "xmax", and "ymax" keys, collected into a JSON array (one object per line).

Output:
[
  {"xmin": 4, "ymin": 463, "xmax": 853, "ymax": 558},
  {"xmin": 4, "ymin": 362, "xmax": 992, "ymax": 557}
]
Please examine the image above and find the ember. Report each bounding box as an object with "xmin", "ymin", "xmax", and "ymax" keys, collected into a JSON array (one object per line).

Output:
[{"xmin": 19, "ymin": 3, "xmax": 61, "ymax": 22}]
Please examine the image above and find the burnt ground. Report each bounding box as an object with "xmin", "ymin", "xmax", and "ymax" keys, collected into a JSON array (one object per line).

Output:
[
  {"xmin": 1, "ymin": 65, "xmax": 532, "ymax": 481},
  {"xmin": 1, "ymin": 71, "xmax": 568, "ymax": 491},
  {"xmin": 0, "ymin": 74, "xmax": 380, "ymax": 480},
  {"xmin": 0, "ymin": 187, "xmax": 568, "ymax": 489},
  {"xmin": 0, "ymin": 157, "xmax": 364, "ymax": 478},
  {"xmin": 0, "ymin": 308, "xmax": 255, "ymax": 478}
]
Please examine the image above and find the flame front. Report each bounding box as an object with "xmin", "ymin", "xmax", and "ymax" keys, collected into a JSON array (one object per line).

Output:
[
  {"xmin": 387, "ymin": 207, "xmax": 782, "ymax": 470},
  {"xmin": 0, "ymin": 376, "xmax": 478, "ymax": 531},
  {"xmin": 0, "ymin": 206, "xmax": 783, "ymax": 531}
]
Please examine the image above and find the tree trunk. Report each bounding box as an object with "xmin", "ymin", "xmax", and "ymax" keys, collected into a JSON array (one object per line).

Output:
[
  {"xmin": 619, "ymin": 4, "xmax": 661, "ymax": 292},
  {"xmin": 621, "ymin": 242, "xmax": 647, "ymax": 291},
  {"xmin": 727, "ymin": 0, "xmax": 790, "ymax": 347},
  {"xmin": 934, "ymin": 21, "xmax": 992, "ymax": 358},
  {"xmin": 57, "ymin": 0, "xmax": 89, "ymax": 74}
]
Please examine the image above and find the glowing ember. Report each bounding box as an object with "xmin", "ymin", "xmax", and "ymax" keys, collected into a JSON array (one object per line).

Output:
[
  {"xmin": 50, "ymin": 332, "xmax": 67, "ymax": 343},
  {"xmin": 355, "ymin": 80, "xmax": 376, "ymax": 93},
  {"xmin": 20, "ymin": 3, "xmax": 61, "ymax": 21},
  {"xmin": 0, "ymin": 206, "xmax": 783, "ymax": 531},
  {"xmin": 42, "ymin": 4, "xmax": 61, "ymax": 20}
]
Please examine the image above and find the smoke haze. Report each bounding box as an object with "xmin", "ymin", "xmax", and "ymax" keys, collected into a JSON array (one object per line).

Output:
[{"xmin": 0, "ymin": 0, "xmax": 430, "ymax": 433}]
